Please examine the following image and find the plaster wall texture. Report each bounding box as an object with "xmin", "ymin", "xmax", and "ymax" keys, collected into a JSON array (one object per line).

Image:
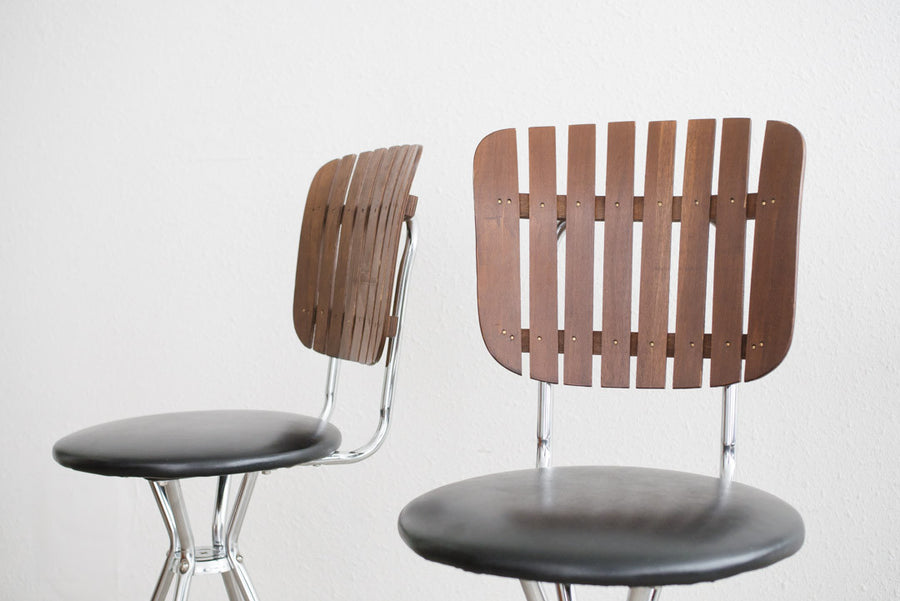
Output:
[{"xmin": 1, "ymin": 1, "xmax": 898, "ymax": 600}]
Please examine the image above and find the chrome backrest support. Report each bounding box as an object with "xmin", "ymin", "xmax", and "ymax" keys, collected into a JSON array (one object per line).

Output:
[{"xmin": 308, "ymin": 215, "xmax": 418, "ymax": 465}]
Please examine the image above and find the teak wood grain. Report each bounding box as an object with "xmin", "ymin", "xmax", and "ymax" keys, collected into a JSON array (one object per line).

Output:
[
  {"xmin": 472, "ymin": 119, "xmax": 804, "ymax": 388},
  {"xmin": 293, "ymin": 144, "xmax": 422, "ymax": 365},
  {"xmin": 636, "ymin": 121, "xmax": 676, "ymax": 388},
  {"xmin": 745, "ymin": 121, "xmax": 805, "ymax": 380},
  {"xmin": 474, "ymin": 128, "xmax": 522, "ymax": 374},
  {"xmin": 673, "ymin": 119, "xmax": 716, "ymax": 388},
  {"xmin": 709, "ymin": 119, "xmax": 751, "ymax": 386},
  {"xmin": 601, "ymin": 122, "xmax": 635, "ymax": 388},
  {"xmin": 528, "ymin": 127, "xmax": 559, "ymax": 383},
  {"xmin": 563, "ymin": 124, "xmax": 596, "ymax": 386}
]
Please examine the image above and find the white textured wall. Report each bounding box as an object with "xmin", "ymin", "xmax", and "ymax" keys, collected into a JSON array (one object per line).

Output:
[{"xmin": 2, "ymin": 1, "xmax": 898, "ymax": 600}]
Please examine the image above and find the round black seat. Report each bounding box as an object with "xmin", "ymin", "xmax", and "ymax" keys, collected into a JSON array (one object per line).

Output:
[
  {"xmin": 53, "ymin": 410, "xmax": 342, "ymax": 479},
  {"xmin": 398, "ymin": 466, "xmax": 804, "ymax": 587}
]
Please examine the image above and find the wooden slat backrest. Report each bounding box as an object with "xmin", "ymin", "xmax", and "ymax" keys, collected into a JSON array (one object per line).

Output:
[
  {"xmin": 293, "ymin": 144, "xmax": 422, "ymax": 365},
  {"xmin": 473, "ymin": 120, "xmax": 804, "ymax": 387}
]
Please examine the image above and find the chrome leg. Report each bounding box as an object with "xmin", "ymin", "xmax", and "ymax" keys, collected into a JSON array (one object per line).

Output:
[
  {"xmin": 520, "ymin": 580, "xmax": 548, "ymax": 601},
  {"xmin": 157, "ymin": 480, "xmax": 195, "ymax": 601},
  {"xmin": 150, "ymin": 481, "xmax": 179, "ymax": 601},
  {"xmin": 225, "ymin": 472, "xmax": 260, "ymax": 601},
  {"xmin": 626, "ymin": 587, "xmax": 662, "ymax": 601},
  {"xmin": 555, "ymin": 583, "xmax": 574, "ymax": 601}
]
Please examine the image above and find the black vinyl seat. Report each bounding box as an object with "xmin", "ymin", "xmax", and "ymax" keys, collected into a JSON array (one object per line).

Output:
[
  {"xmin": 53, "ymin": 410, "xmax": 341, "ymax": 479},
  {"xmin": 399, "ymin": 466, "xmax": 804, "ymax": 587}
]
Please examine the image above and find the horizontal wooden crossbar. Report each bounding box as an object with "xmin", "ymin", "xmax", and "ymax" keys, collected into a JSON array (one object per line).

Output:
[
  {"xmin": 516, "ymin": 193, "xmax": 761, "ymax": 221},
  {"xmin": 520, "ymin": 329, "xmax": 749, "ymax": 360}
]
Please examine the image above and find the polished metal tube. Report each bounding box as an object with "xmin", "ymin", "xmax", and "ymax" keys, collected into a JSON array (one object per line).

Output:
[
  {"xmin": 163, "ymin": 480, "xmax": 195, "ymax": 601},
  {"xmin": 520, "ymin": 580, "xmax": 549, "ymax": 601},
  {"xmin": 626, "ymin": 587, "xmax": 662, "ymax": 601},
  {"xmin": 720, "ymin": 384, "xmax": 737, "ymax": 483},
  {"xmin": 212, "ymin": 475, "xmax": 231, "ymax": 551},
  {"xmin": 537, "ymin": 382, "xmax": 554, "ymax": 468},
  {"xmin": 150, "ymin": 481, "xmax": 179, "ymax": 601},
  {"xmin": 318, "ymin": 357, "xmax": 340, "ymax": 423},
  {"xmin": 310, "ymin": 216, "xmax": 418, "ymax": 465},
  {"xmin": 226, "ymin": 472, "xmax": 260, "ymax": 601},
  {"xmin": 555, "ymin": 583, "xmax": 574, "ymax": 601}
]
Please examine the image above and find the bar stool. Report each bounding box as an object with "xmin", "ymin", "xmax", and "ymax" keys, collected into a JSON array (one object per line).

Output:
[
  {"xmin": 399, "ymin": 120, "xmax": 805, "ymax": 600},
  {"xmin": 54, "ymin": 144, "xmax": 423, "ymax": 601}
]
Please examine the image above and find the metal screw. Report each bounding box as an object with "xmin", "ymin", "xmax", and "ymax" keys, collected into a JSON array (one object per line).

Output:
[
  {"xmin": 497, "ymin": 199, "xmax": 502, "ymax": 204},
  {"xmin": 236, "ymin": 554, "xmax": 244, "ymax": 563},
  {"xmin": 613, "ymin": 339, "xmax": 618, "ymax": 345},
  {"xmin": 730, "ymin": 197, "xmax": 735, "ymax": 204},
  {"xmin": 694, "ymin": 199, "xmax": 699, "ymax": 205},
  {"xmin": 657, "ymin": 201, "xmax": 663, "ymax": 207},
  {"xmin": 507, "ymin": 198, "xmax": 512, "ymax": 203},
  {"xmin": 509, "ymin": 335, "xmax": 515, "ymax": 340},
  {"xmin": 615, "ymin": 201, "xmax": 620, "ymax": 207},
  {"xmin": 540, "ymin": 202, "xmax": 545, "ymax": 207},
  {"xmin": 751, "ymin": 344, "xmax": 757, "ymax": 350},
  {"xmin": 759, "ymin": 341, "xmax": 765, "ymax": 347},
  {"xmin": 761, "ymin": 200, "xmax": 767, "ymax": 206},
  {"xmin": 536, "ymin": 335, "xmax": 542, "ymax": 341},
  {"xmin": 690, "ymin": 341, "xmax": 695, "ymax": 348},
  {"xmin": 649, "ymin": 341, "xmax": 655, "ymax": 347},
  {"xmin": 725, "ymin": 341, "xmax": 731, "ymax": 347},
  {"xmin": 180, "ymin": 559, "xmax": 190, "ymax": 574},
  {"xmin": 571, "ymin": 336, "xmax": 576, "ymax": 342},
  {"xmin": 501, "ymin": 329, "xmax": 507, "ymax": 335},
  {"xmin": 770, "ymin": 199, "xmax": 776, "ymax": 205},
  {"xmin": 576, "ymin": 201, "xmax": 581, "ymax": 207}
]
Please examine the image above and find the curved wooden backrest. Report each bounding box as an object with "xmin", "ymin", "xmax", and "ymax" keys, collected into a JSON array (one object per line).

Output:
[
  {"xmin": 474, "ymin": 120, "xmax": 804, "ymax": 388},
  {"xmin": 294, "ymin": 144, "xmax": 422, "ymax": 365}
]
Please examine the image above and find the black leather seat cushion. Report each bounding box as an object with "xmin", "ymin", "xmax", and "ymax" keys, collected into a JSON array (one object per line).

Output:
[
  {"xmin": 53, "ymin": 410, "xmax": 341, "ymax": 479},
  {"xmin": 398, "ymin": 466, "xmax": 804, "ymax": 586}
]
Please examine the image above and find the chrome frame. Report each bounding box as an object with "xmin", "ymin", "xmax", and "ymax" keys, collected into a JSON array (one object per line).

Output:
[
  {"xmin": 149, "ymin": 473, "xmax": 260, "ymax": 601},
  {"xmin": 309, "ymin": 215, "xmax": 418, "ymax": 465},
  {"xmin": 626, "ymin": 587, "xmax": 662, "ymax": 601},
  {"xmin": 720, "ymin": 384, "xmax": 737, "ymax": 483}
]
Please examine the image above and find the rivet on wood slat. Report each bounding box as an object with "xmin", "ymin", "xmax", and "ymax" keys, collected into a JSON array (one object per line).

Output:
[
  {"xmin": 613, "ymin": 339, "xmax": 618, "ymax": 345},
  {"xmin": 501, "ymin": 329, "xmax": 507, "ymax": 335},
  {"xmin": 576, "ymin": 201, "xmax": 581, "ymax": 207},
  {"xmin": 693, "ymin": 199, "xmax": 699, "ymax": 205},
  {"xmin": 730, "ymin": 197, "xmax": 735, "ymax": 204},
  {"xmin": 690, "ymin": 341, "xmax": 695, "ymax": 348},
  {"xmin": 759, "ymin": 341, "xmax": 765, "ymax": 347},
  {"xmin": 540, "ymin": 202, "xmax": 545, "ymax": 207},
  {"xmin": 507, "ymin": 198, "xmax": 512, "ymax": 203},
  {"xmin": 649, "ymin": 341, "xmax": 655, "ymax": 347},
  {"xmin": 572, "ymin": 336, "xmax": 577, "ymax": 341},
  {"xmin": 761, "ymin": 200, "xmax": 767, "ymax": 206},
  {"xmin": 751, "ymin": 344, "xmax": 757, "ymax": 350},
  {"xmin": 657, "ymin": 201, "xmax": 663, "ymax": 207},
  {"xmin": 497, "ymin": 198, "xmax": 502, "ymax": 204},
  {"xmin": 614, "ymin": 201, "xmax": 620, "ymax": 207},
  {"xmin": 510, "ymin": 335, "xmax": 515, "ymax": 340},
  {"xmin": 770, "ymin": 198, "xmax": 775, "ymax": 204},
  {"xmin": 725, "ymin": 340, "xmax": 732, "ymax": 347},
  {"xmin": 537, "ymin": 335, "xmax": 542, "ymax": 341}
]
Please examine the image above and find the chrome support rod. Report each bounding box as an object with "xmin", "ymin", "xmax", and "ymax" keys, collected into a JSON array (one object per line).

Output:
[
  {"xmin": 225, "ymin": 472, "xmax": 260, "ymax": 601},
  {"xmin": 537, "ymin": 382, "xmax": 554, "ymax": 468},
  {"xmin": 626, "ymin": 587, "xmax": 662, "ymax": 601},
  {"xmin": 720, "ymin": 384, "xmax": 737, "ymax": 483},
  {"xmin": 213, "ymin": 475, "xmax": 231, "ymax": 551},
  {"xmin": 150, "ymin": 481, "xmax": 180, "ymax": 601},
  {"xmin": 318, "ymin": 357, "xmax": 340, "ymax": 423},
  {"xmin": 520, "ymin": 580, "xmax": 549, "ymax": 601},
  {"xmin": 165, "ymin": 481, "xmax": 196, "ymax": 601},
  {"xmin": 310, "ymin": 216, "xmax": 418, "ymax": 465},
  {"xmin": 555, "ymin": 583, "xmax": 574, "ymax": 601}
]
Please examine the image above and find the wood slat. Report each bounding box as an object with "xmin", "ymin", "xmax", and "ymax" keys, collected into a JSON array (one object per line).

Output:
[
  {"xmin": 601, "ymin": 122, "xmax": 635, "ymax": 388},
  {"xmin": 474, "ymin": 129, "xmax": 522, "ymax": 374},
  {"xmin": 563, "ymin": 124, "xmax": 596, "ymax": 386},
  {"xmin": 636, "ymin": 121, "xmax": 676, "ymax": 388},
  {"xmin": 349, "ymin": 146, "xmax": 402, "ymax": 361},
  {"xmin": 338, "ymin": 148, "xmax": 386, "ymax": 359},
  {"xmin": 293, "ymin": 158, "xmax": 339, "ymax": 348},
  {"xmin": 325, "ymin": 151, "xmax": 373, "ymax": 357},
  {"xmin": 710, "ymin": 119, "xmax": 751, "ymax": 386},
  {"xmin": 366, "ymin": 145, "xmax": 423, "ymax": 364},
  {"xmin": 673, "ymin": 119, "xmax": 716, "ymax": 388},
  {"xmin": 527, "ymin": 126, "xmax": 559, "ymax": 383},
  {"xmin": 745, "ymin": 121, "xmax": 805, "ymax": 380},
  {"xmin": 357, "ymin": 145, "xmax": 410, "ymax": 363},
  {"xmin": 312, "ymin": 155, "xmax": 357, "ymax": 353}
]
